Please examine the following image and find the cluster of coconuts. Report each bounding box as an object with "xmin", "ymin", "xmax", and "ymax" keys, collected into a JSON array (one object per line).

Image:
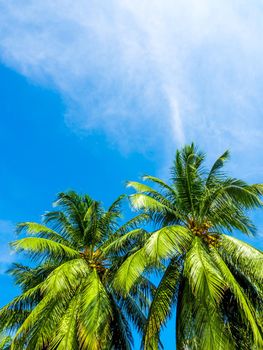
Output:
[
  {"xmin": 188, "ymin": 220, "xmax": 218, "ymax": 246},
  {"xmin": 188, "ymin": 220, "xmax": 212, "ymax": 236}
]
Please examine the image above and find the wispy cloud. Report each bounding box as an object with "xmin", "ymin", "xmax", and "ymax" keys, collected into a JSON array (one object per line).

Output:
[
  {"xmin": 0, "ymin": 0, "xmax": 263, "ymax": 163},
  {"xmin": 0, "ymin": 219, "xmax": 15, "ymax": 274}
]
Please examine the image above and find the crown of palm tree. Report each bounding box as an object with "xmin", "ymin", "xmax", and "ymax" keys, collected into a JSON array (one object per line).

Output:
[
  {"xmin": 114, "ymin": 143, "xmax": 263, "ymax": 349},
  {"xmin": 0, "ymin": 191, "xmax": 154, "ymax": 350}
]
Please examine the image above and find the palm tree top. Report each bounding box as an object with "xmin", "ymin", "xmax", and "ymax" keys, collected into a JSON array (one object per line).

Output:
[
  {"xmin": 1, "ymin": 191, "xmax": 152, "ymax": 349},
  {"xmin": 128, "ymin": 143, "xmax": 263, "ymax": 238},
  {"xmin": 15, "ymin": 192, "xmax": 135, "ymax": 272},
  {"xmin": 113, "ymin": 144, "xmax": 263, "ymax": 349}
]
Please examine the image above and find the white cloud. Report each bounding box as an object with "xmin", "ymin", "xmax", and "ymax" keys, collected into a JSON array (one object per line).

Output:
[
  {"xmin": 0, "ymin": 219, "xmax": 15, "ymax": 273},
  {"xmin": 0, "ymin": 0, "xmax": 263, "ymax": 162}
]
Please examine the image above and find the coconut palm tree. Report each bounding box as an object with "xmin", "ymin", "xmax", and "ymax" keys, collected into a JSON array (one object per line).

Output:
[
  {"xmin": 114, "ymin": 144, "xmax": 263, "ymax": 349},
  {"xmin": 0, "ymin": 191, "xmax": 154, "ymax": 350}
]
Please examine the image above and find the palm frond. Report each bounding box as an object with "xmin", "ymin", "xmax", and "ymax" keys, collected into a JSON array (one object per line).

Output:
[
  {"xmin": 176, "ymin": 278, "xmax": 233, "ymax": 350},
  {"xmin": 10, "ymin": 237, "xmax": 80, "ymax": 261},
  {"xmin": 145, "ymin": 225, "xmax": 193, "ymax": 262},
  {"xmin": 16, "ymin": 222, "xmax": 71, "ymax": 246},
  {"xmin": 7, "ymin": 261, "xmax": 57, "ymax": 291},
  {"xmin": 142, "ymin": 175, "xmax": 177, "ymax": 196},
  {"xmin": 49, "ymin": 294, "xmax": 80, "ymax": 350},
  {"xmin": 184, "ymin": 238, "xmax": 226, "ymax": 304},
  {"xmin": 113, "ymin": 248, "xmax": 150, "ymax": 294},
  {"xmin": 102, "ymin": 228, "xmax": 148, "ymax": 255},
  {"xmin": 219, "ymin": 235, "xmax": 263, "ymax": 284},
  {"xmin": 129, "ymin": 193, "xmax": 176, "ymax": 217},
  {"xmin": 143, "ymin": 259, "xmax": 181, "ymax": 349},
  {"xmin": 206, "ymin": 150, "xmax": 230, "ymax": 187},
  {"xmin": 107, "ymin": 194, "xmax": 126, "ymax": 214},
  {"xmin": 114, "ymin": 213, "xmax": 150, "ymax": 235},
  {"xmin": 211, "ymin": 248, "xmax": 263, "ymax": 347},
  {"xmin": 41, "ymin": 258, "xmax": 89, "ymax": 296},
  {"xmin": 79, "ymin": 270, "xmax": 112, "ymax": 349},
  {"xmin": 109, "ymin": 295, "xmax": 133, "ymax": 350}
]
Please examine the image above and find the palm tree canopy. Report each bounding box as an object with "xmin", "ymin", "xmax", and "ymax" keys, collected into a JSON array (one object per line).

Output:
[
  {"xmin": 114, "ymin": 143, "xmax": 263, "ymax": 349},
  {"xmin": 0, "ymin": 191, "xmax": 153, "ymax": 350}
]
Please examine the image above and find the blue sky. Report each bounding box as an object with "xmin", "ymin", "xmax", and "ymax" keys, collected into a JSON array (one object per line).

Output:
[{"xmin": 0, "ymin": 1, "xmax": 263, "ymax": 348}]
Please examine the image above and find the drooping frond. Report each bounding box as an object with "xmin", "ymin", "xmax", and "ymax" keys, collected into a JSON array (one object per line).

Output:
[
  {"xmin": 176, "ymin": 278, "xmax": 233, "ymax": 350},
  {"xmin": 184, "ymin": 238, "xmax": 226, "ymax": 304},
  {"xmin": 79, "ymin": 270, "xmax": 112, "ymax": 350},
  {"xmin": 129, "ymin": 193, "xmax": 176, "ymax": 215},
  {"xmin": 41, "ymin": 258, "xmax": 89, "ymax": 296},
  {"xmin": 219, "ymin": 178, "xmax": 263, "ymax": 209},
  {"xmin": 143, "ymin": 259, "xmax": 182, "ymax": 350},
  {"xmin": 107, "ymin": 194, "xmax": 126, "ymax": 214},
  {"xmin": 129, "ymin": 276, "xmax": 156, "ymax": 313},
  {"xmin": 119, "ymin": 294, "xmax": 147, "ymax": 336},
  {"xmin": 11, "ymin": 294, "xmax": 61, "ymax": 349},
  {"xmin": 219, "ymin": 235, "xmax": 263, "ymax": 284},
  {"xmin": 0, "ymin": 283, "xmax": 44, "ymax": 318},
  {"xmin": 127, "ymin": 182, "xmax": 174, "ymax": 208},
  {"xmin": 114, "ymin": 213, "xmax": 150, "ymax": 235},
  {"xmin": 211, "ymin": 248, "xmax": 263, "ymax": 347},
  {"xmin": 7, "ymin": 261, "xmax": 57, "ymax": 292},
  {"xmin": 49, "ymin": 294, "xmax": 80, "ymax": 350},
  {"xmin": 109, "ymin": 295, "xmax": 133, "ymax": 350},
  {"xmin": 113, "ymin": 248, "xmax": 150, "ymax": 294}
]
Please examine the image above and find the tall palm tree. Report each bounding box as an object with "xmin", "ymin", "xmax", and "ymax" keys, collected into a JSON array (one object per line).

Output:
[
  {"xmin": 0, "ymin": 191, "xmax": 153, "ymax": 350},
  {"xmin": 114, "ymin": 144, "xmax": 263, "ymax": 349}
]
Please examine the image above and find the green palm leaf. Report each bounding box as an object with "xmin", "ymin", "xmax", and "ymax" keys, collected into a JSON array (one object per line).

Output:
[
  {"xmin": 145, "ymin": 225, "xmax": 193, "ymax": 261},
  {"xmin": 143, "ymin": 259, "xmax": 181, "ymax": 349},
  {"xmin": 219, "ymin": 235, "xmax": 263, "ymax": 283},
  {"xmin": 211, "ymin": 248, "xmax": 263, "ymax": 347},
  {"xmin": 49, "ymin": 294, "xmax": 80, "ymax": 350},
  {"xmin": 10, "ymin": 237, "xmax": 80, "ymax": 261}
]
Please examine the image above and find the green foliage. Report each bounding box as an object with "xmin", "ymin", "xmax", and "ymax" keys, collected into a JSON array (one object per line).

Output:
[
  {"xmin": 0, "ymin": 332, "xmax": 12, "ymax": 350},
  {"xmin": 1, "ymin": 144, "xmax": 263, "ymax": 349},
  {"xmin": 0, "ymin": 191, "xmax": 152, "ymax": 349},
  {"xmin": 115, "ymin": 143, "xmax": 263, "ymax": 349}
]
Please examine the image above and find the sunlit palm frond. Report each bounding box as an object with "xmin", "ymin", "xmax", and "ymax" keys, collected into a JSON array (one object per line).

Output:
[
  {"xmin": 184, "ymin": 238, "xmax": 226, "ymax": 304},
  {"xmin": 79, "ymin": 270, "xmax": 112, "ymax": 349},
  {"xmin": 10, "ymin": 237, "xmax": 80, "ymax": 262},
  {"xmin": 49, "ymin": 294, "xmax": 80, "ymax": 350},
  {"xmin": 113, "ymin": 248, "xmax": 150, "ymax": 294},
  {"xmin": 144, "ymin": 226, "xmax": 193, "ymax": 262},
  {"xmin": 16, "ymin": 222, "xmax": 71, "ymax": 246},
  {"xmin": 219, "ymin": 235, "xmax": 263, "ymax": 284}
]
